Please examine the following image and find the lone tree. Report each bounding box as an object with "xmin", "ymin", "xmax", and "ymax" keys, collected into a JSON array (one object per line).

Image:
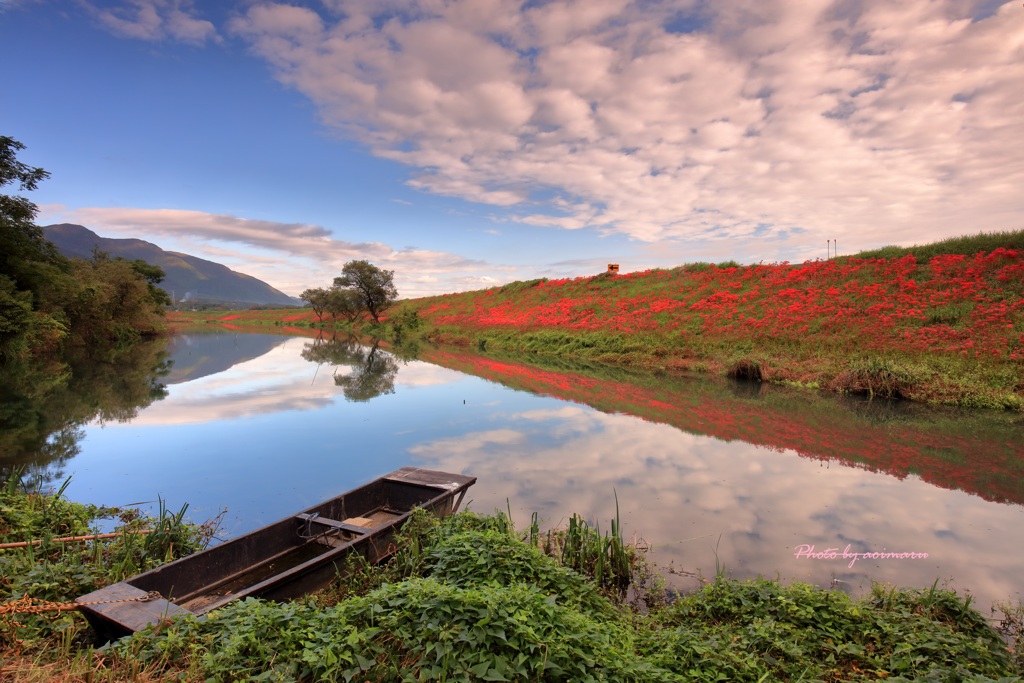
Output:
[
  {"xmin": 333, "ymin": 260, "xmax": 397, "ymax": 323},
  {"xmin": 326, "ymin": 286, "xmax": 364, "ymax": 323},
  {"xmin": 300, "ymin": 287, "xmax": 330, "ymax": 323}
]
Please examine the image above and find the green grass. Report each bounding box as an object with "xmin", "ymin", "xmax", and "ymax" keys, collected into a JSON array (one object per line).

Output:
[
  {"xmin": 0, "ymin": 471, "xmax": 212, "ymax": 655},
  {"xmin": 841, "ymin": 229, "xmax": 1024, "ymax": 263},
  {"xmin": 112, "ymin": 511, "xmax": 1023, "ymax": 682},
  {"xmin": 3, "ymin": 481, "xmax": 1022, "ymax": 682}
]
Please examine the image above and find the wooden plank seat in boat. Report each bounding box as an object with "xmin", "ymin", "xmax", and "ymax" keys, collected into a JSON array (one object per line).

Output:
[
  {"xmin": 77, "ymin": 467, "xmax": 477, "ymax": 642},
  {"xmin": 295, "ymin": 513, "xmax": 375, "ymax": 536}
]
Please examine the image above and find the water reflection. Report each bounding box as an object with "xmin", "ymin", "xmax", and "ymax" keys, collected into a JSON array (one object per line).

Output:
[
  {"xmin": 409, "ymin": 403, "xmax": 1024, "ymax": 610},
  {"xmin": 405, "ymin": 346, "xmax": 1024, "ymax": 609},
  {"xmin": 418, "ymin": 348, "xmax": 1024, "ymax": 506},
  {"xmin": 0, "ymin": 342, "xmax": 171, "ymax": 484},
  {"xmin": 164, "ymin": 332, "xmax": 292, "ymax": 385},
  {"xmin": 14, "ymin": 332, "xmax": 1023, "ymax": 613},
  {"xmin": 301, "ymin": 336, "xmax": 400, "ymax": 402}
]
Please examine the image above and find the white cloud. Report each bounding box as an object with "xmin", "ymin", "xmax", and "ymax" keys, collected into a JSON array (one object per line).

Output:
[
  {"xmin": 228, "ymin": 0, "xmax": 1024, "ymax": 256},
  {"xmin": 409, "ymin": 402, "xmax": 1024, "ymax": 607},
  {"xmin": 393, "ymin": 362, "xmax": 464, "ymax": 388},
  {"xmin": 46, "ymin": 206, "xmax": 519, "ymax": 297},
  {"xmin": 82, "ymin": 0, "xmax": 217, "ymax": 43}
]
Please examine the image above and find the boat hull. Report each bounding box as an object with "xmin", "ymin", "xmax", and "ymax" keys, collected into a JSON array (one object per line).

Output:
[{"xmin": 77, "ymin": 467, "xmax": 475, "ymax": 641}]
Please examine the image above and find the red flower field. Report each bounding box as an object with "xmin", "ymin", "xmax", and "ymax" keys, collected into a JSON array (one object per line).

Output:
[
  {"xmin": 419, "ymin": 347, "xmax": 1024, "ymax": 506},
  {"xmin": 170, "ymin": 244, "xmax": 1024, "ymax": 408},
  {"xmin": 418, "ymin": 251, "xmax": 1023, "ymax": 358},
  {"xmin": 404, "ymin": 249, "xmax": 1024, "ymax": 408}
]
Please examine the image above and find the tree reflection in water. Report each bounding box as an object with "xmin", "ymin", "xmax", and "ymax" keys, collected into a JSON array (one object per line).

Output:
[
  {"xmin": 0, "ymin": 340, "xmax": 171, "ymax": 485},
  {"xmin": 300, "ymin": 335, "xmax": 400, "ymax": 403}
]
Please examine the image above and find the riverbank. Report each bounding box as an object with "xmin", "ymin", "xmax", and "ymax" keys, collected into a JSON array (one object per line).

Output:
[
  {"xmin": 170, "ymin": 235, "xmax": 1024, "ymax": 411},
  {"xmin": 399, "ymin": 244, "xmax": 1024, "ymax": 410},
  {"xmin": 1, "ymin": 480, "xmax": 1021, "ymax": 682}
]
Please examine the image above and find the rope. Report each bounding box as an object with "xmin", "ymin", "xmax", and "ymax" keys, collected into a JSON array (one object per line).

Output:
[
  {"xmin": 0, "ymin": 529, "xmax": 153, "ymax": 550},
  {"xmin": 0, "ymin": 590, "xmax": 162, "ymax": 615}
]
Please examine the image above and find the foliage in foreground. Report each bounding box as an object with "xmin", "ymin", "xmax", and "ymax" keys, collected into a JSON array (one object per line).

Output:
[
  {"xmin": 3, "ymin": 483, "xmax": 1021, "ymax": 682},
  {"xmin": 0, "ymin": 472, "xmax": 211, "ymax": 654},
  {"xmin": 113, "ymin": 511, "xmax": 1023, "ymax": 683}
]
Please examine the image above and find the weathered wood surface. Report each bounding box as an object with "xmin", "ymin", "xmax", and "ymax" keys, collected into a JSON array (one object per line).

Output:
[
  {"xmin": 77, "ymin": 583, "xmax": 190, "ymax": 635},
  {"xmin": 385, "ymin": 466, "xmax": 475, "ymax": 490},
  {"xmin": 77, "ymin": 468, "xmax": 476, "ymax": 641}
]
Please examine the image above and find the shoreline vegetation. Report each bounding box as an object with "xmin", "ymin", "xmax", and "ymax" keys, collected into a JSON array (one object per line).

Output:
[
  {"xmin": 5, "ymin": 139, "xmax": 1023, "ymax": 680},
  {"xmin": 1, "ymin": 479, "xmax": 1022, "ymax": 682},
  {"xmin": 408, "ymin": 347, "xmax": 1024, "ymax": 506},
  {"xmin": 174, "ymin": 230, "xmax": 1024, "ymax": 411}
]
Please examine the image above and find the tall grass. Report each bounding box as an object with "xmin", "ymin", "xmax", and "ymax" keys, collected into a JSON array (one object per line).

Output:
[
  {"xmin": 541, "ymin": 495, "xmax": 634, "ymax": 596},
  {"xmin": 0, "ymin": 470, "xmax": 211, "ymax": 657},
  {"xmin": 842, "ymin": 229, "xmax": 1024, "ymax": 263}
]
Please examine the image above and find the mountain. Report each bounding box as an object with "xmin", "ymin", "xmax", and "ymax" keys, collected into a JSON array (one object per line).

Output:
[
  {"xmin": 163, "ymin": 333, "xmax": 292, "ymax": 384},
  {"xmin": 43, "ymin": 223, "xmax": 303, "ymax": 307}
]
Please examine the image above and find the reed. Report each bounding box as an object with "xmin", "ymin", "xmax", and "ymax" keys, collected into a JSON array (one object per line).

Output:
[{"xmin": 544, "ymin": 493, "xmax": 635, "ymax": 595}]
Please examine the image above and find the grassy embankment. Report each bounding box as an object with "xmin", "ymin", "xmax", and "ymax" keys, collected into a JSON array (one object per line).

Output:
[
  {"xmin": 173, "ymin": 231, "xmax": 1024, "ymax": 410},
  {"xmin": 414, "ymin": 347, "xmax": 1024, "ymax": 506},
  {"xmin": 0, "ymin": 474, "xmax": 212, "ymax": 681},
  {"xmin": 2, "ymin": 478, "xmax": 1022, "ymax": 682}
]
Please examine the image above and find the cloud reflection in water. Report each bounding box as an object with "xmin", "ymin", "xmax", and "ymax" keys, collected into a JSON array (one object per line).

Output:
[
  {"xmin": 410, "ymin": 402, "xmax": 1024, "ymax": 610},
  {"xmin": 62, "ymin": 334, "xmax": 1023, "ymax": 613}
]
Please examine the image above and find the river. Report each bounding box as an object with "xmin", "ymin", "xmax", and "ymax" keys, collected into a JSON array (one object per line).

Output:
[{"xmin": 3, "ymin": 330, "xmax": 1023, "ymax": 613}]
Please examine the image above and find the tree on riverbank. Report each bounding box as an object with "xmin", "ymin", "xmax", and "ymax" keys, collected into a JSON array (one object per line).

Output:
[
  {"xmin": 301, "ymin": 262, "xmax": 396, "ymax": 325},
  {"xmin": 0, "ymin": 136, "xmax": 63, "ymax": 360},
  {"xmin": 0, "ymin": 137, "xmax": 168, "ymax": 360},
  {"xmin": 300, "ymin": 287, "xmax": 330, "ymax": 323},
  {"xmin": 333, "ymin": 260, "xmax": 397, "ymax": 323},
  {"xmin": 326, "ymin": 286, "xmax": 364, "ymax": 323}
]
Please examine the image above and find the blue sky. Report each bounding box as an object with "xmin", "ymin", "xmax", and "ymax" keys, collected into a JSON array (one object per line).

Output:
[{"xmin": 2, "ymin": 1, "xmax": 1022, "ymax": 298}]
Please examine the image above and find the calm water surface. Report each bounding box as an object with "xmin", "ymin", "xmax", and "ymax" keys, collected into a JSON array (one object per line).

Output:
[{"xmin": 24, "ymin": 332, "xmax": 1024, "ymax": 611}]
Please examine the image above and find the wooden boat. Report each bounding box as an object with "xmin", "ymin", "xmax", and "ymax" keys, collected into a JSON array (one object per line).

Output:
[{"xmin": 77, "ymin": 467, "xmax": 475, "ymax": 641}]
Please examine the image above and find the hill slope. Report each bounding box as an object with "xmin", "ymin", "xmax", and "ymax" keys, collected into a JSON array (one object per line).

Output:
[
  {"xmin": 43, "ymin": 223, "xmax": 302, "ymax": 307},
  {"xmin": 395, "ymin": 244, "xmax": 1024, "ymax": 409},
  {"xmin": 171, "ymin": 233, "xmax": 1024, "ymax": 409}
]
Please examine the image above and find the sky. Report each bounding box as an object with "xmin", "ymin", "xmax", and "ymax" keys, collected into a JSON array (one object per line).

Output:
[{"xmin": 1, "ymin": 0, "xmax": 1022, "ymax": 298}]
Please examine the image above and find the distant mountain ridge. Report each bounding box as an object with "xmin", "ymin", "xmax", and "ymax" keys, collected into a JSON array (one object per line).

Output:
[{"xmin": 43, "ymin": 223, "xmax": 303, "ymax": 307}]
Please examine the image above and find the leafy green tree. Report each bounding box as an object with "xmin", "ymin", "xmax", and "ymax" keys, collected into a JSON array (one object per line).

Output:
[
  {"xmin": 333, "ymin": 260, "xmax": 397, "ymax": 323},
  {"xmin": 300, "ymin": 287, "xmax": 330, "ymax": 323},
  {"xmin": 0, "ymin": 276, "xmax": 33, "ymax": 356},
  {"xmin": 325, "ymin": 286, "xmax": 363, "ymax": 323},
  {"xmin": 64, "ymin": 252, "xmax": 167, "ymax": 343},
  {"xmin": 0, "ymin": 137, "xmax": 71, "ymax": 359},
  {"xmin": 0, "ymin": 136, "xmax": 58, "ymax": 292},
  {"xmin": 1, "ymin": 136, "xmax": 168, "ymax": 358},
  {"xmin": 129, "ymin": 258, "xmax": 173, "ymax": 307}
]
